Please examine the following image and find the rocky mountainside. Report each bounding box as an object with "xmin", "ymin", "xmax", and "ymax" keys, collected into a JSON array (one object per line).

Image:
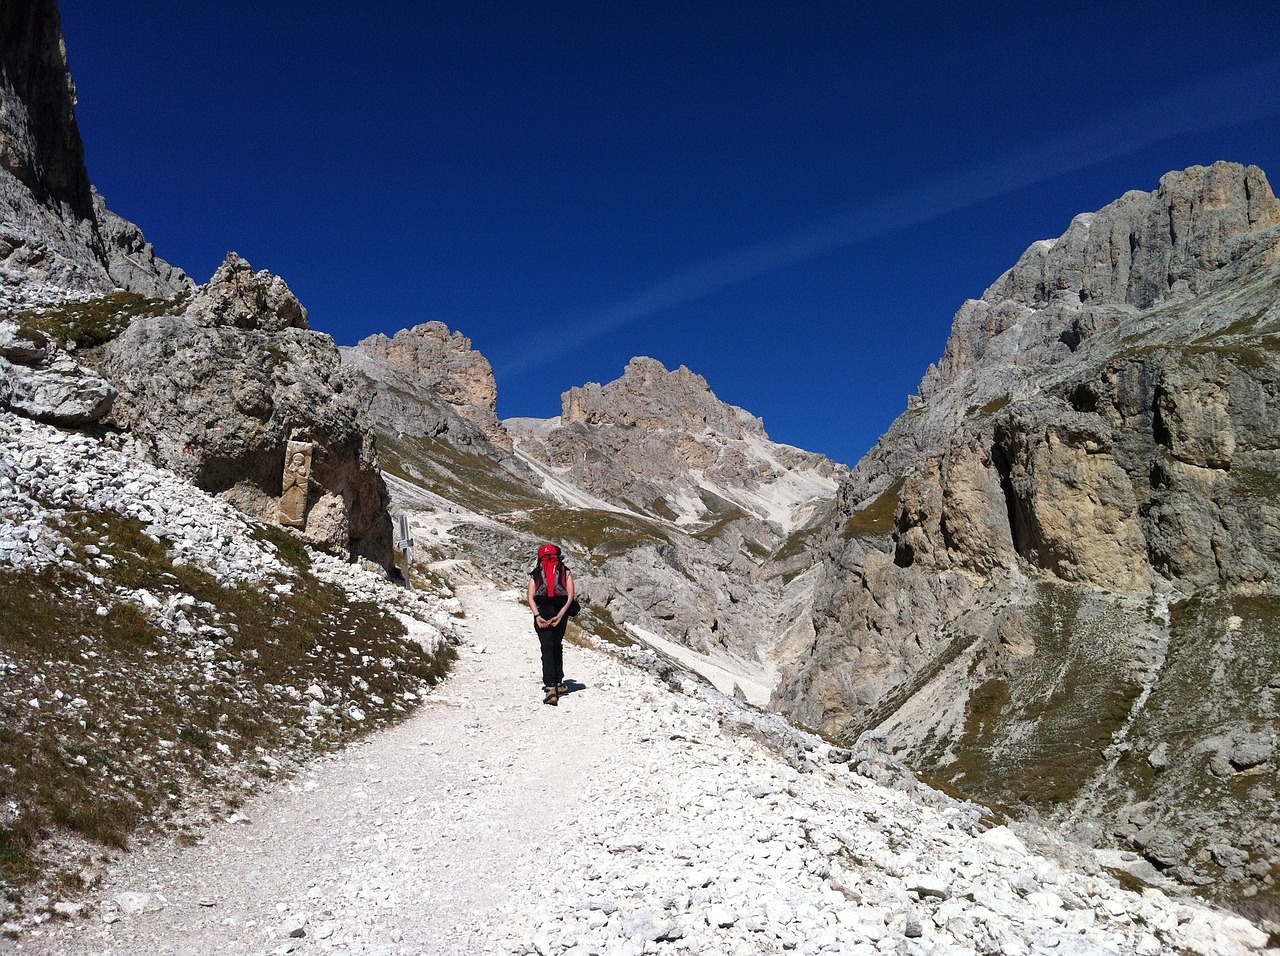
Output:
[
  {"xmin": 511, "ymin": 356, "xmax": 845, "ymax": 533},
  {"xmin": 5, "ymin": 0, "xmax": 1280, "ymax": 938},
  {"xmin": 0, "ymin": 0, "xmax": 189, "ymax": 308},
  {"xmin": 92, "ymin": 253, "xmax": 395, "ymax": 566},
  {"xmin": 774, "ymin": 162, "xmax": 1280, "ymax": 918},
  {"xmin": 0, "ymin": 0, "xmax": 398, "ymax": 568},
  {"xmin": 349, "ymin": 348, "xmax": 847, "ymax": 706}
]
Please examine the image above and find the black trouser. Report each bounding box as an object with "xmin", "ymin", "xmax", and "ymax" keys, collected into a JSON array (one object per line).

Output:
[{"xmin": 534, "ymin": 597, "xmax": 567, "ymax": 688}]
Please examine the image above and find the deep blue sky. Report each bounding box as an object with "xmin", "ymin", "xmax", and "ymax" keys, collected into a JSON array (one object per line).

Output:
[{"xmin": 61, "ymin": 1, "xmax": 1280, "ymax": 466}]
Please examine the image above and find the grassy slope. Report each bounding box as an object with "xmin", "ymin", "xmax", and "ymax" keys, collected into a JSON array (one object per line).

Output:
[{"xmin": 0, "ymin": 509, "xmax": 454, "ymax": 917}]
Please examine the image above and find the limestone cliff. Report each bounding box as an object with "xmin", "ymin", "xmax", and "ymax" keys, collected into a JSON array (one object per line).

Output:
[
  {"xmin": 0, "ymin": 0, "xmax": 189, "ymax": 306},
  {"xmin": 341, "ymin": 321, "xmax": 512, "ymax": 452},
  {"xmin": 777, "ymin": 163, "xmax": 1280, "ymax": 913},
  {"xmin": 96, "ymin": 254, "xmax": 393, "ymax": 566}
]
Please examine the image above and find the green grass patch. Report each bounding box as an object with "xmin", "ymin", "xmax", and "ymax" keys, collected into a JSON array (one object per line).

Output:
[
  {"xmin": 937, "ymin": 583, "xmax": 1144, "ymax": 811},
  {"xmin": 377, "ymin": 433, "xmax": 548, "ymax": 514},
  {"xmin": 688, "ymin": 487, "xmax": 752, "ymax": 539},
  {"xmin": 568, "ymin": 602, "xmax": 636, "ymax": 650},
  {"xmin": 509, "ymin": 505, "xmax": 673, "ymax": 557},
  {"xmin": 249, "ymin": 522, "xmax": 312, "ymax": 571},
  {"xmin": 843, "ymin": 479, "xmax": 903, "ymax": 540},
  {"xmin": 12, "ymin": 291, "xmax": 188, "ymax": 351}
]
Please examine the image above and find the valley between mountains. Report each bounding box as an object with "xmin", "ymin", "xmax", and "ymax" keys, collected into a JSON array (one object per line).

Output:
[
  {"xmin": 3, "ymin": 0, "xmax": 1280, "ymax": 952},
  {"xmin": 12, "ymin": 571, "xmax": 1273, "ymax": 956}
]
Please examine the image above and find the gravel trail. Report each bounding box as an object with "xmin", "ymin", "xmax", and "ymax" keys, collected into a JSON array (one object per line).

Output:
[
  {"xmin": 13, "ymin": 580, "xmax": 1271, "ymax": 956},
  {"xmin": 18, "ymin": 582, "xmax": 598, "ymax": 955}
]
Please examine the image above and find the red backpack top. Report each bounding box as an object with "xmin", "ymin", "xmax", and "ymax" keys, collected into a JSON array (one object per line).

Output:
[{"xmin": 533, "ymin": 543, "xmax": 568, "ymax": 597}]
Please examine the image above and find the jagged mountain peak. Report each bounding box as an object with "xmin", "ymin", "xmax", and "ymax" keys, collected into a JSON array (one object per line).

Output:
[
  {"xmin": 921, "ymin": 161, "xmax": 1280, "ymax": 400},
  {"xmin": 995, "ymin": 162, "xmax": 1279, "ymax": 312},
  {"xmin": 562, "ymin": 355, "xmax": 766, "ymax": 440},
  {"xmin": 508, "ymin": 356, "xmax": 846, "ymax": 535},
  {"xmin": 342, "ymin": 320, "xmax": 511, "ymax": 452}
]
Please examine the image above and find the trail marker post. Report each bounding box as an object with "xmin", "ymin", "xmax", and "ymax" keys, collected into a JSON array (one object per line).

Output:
[{"xmin": 396, "ymin": 513, "xmax": 414, "ymax": 589}]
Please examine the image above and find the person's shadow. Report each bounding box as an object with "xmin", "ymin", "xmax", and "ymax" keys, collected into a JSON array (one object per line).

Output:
[{"xmin": 558, "ymin": 679, "xmax": 587, "ymax": 696}]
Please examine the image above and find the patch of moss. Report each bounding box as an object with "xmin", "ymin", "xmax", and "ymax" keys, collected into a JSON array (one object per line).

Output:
[
  {"xmin": 250, "ymin": 522, "xmax": 312, "ymax": 572},
  {"xmin": 1103, "ymin": 866, "xmax": 1153, "ymax": 895},
  {"xmin": 1193, "ymin": 308, "xmax": 1274, "ymax": 343},
  {"xmin": 968, "ymin": 395, "xmax": 1011, "ymax": 417},
  {"xmin": 646, "ymin": 497, "xmax": 679, "ymax": 522}
]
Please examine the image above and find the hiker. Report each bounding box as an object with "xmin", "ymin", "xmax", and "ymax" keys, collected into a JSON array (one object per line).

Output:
[{"xmin": 527, "ymin": 543, "xmax": 575, "ymax": 706}]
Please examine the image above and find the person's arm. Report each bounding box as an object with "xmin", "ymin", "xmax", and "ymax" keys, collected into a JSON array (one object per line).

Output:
[
  {"xmin": 549, "ymin": 574, "xmax": 575, "ymax": 625},
  {"xmin": 527, "ymin": 578, "xmax": 543, "ymax": 624}
]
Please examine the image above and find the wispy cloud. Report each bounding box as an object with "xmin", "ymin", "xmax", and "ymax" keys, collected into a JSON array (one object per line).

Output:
[{"xmin": 496, "ymin": 58, "xmax": 1280, "ymax": 380}]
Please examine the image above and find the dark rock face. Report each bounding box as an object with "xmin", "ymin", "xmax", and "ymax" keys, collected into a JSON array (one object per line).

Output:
[
  {"xmin": 0, "ymin": 0, "xmax": 93, "ymax": 219},
  {"xmin": 777, "ymin": 163, "xmax": 1280, "ymax": 912},
  {"xmin": 97, "ymin": 255, "xmax": 392, "ymax": 567},
  {"xmin": 0, "ymin": 0, "xmax": 189, "ymax": 305}
]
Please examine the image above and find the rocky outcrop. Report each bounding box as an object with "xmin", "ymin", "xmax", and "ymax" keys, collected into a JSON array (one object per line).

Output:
[
  {"xmin": 341, "ymin": 321, "xmax": 511, "ymax": 451},
  {"xmin": 775, "ymin": 163, "xmax": 1280, "ymax": 913},
  {"xmin": 184, "ymin": 252, "xmax": 307, "ymax": 333},
  {"xmin": 0, "ymin": 0, "xmax": 189, "ymax": 308},
  {"xmin": 0, "ymin": 316, "xmax": 113, "ymax": 423},
  {"xmin": 0, "ymin": 6, "xmax": 379, "ymax": 560},
  {"xmin": 95, "ymin": 254, "xmax": 392, "ymax": 566},
  {"xmin": 923, "ymin": 162, "xmax": 1280, "ymax": 393},
  {"xmin": 490, "ymin": 357, "xmax": 848, "ymax": 695}
]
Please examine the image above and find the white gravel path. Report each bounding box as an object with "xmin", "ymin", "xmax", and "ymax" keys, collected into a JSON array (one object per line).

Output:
[
  {"xmin": 13, "ymin": 582, "xmax": 1270, "ymax": 956},
  {"xmin": 17, "ymin": 582, "xmax": 596, "ymax": 955}
]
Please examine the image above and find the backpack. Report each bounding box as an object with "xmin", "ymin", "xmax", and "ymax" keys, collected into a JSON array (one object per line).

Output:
[
  {"xmin": 532, "ymin": 543, "xmax": 569, "ymax": 597},
  {"xmin": 532, "ymin": 544, "xmax": 581, "ymax": 616}
]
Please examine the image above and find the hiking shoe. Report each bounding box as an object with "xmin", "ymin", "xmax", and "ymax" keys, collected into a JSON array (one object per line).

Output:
[
  {"xmin": 556, "ymin": 683, "xmax": 568, "ymax": 694},
  {"xmin": 543, "ymin": 686, "xmax": 558, "ymax": 706}
]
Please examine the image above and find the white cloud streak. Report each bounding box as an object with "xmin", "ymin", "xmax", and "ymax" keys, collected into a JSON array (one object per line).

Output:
[{"xmin": 496, "ymin": 58, "xmax": 1280, "ymax": 380}]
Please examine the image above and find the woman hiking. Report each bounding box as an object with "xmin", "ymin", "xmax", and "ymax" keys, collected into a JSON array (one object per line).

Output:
[{"xmin": 527, "ymin": 543, "xmax": 575, "ymax": 706}]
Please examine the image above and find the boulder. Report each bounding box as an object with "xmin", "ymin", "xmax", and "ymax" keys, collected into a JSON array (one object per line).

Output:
[{"xmin": 97, "ymin": 256, "xmax": 391, "ymax": 566}]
